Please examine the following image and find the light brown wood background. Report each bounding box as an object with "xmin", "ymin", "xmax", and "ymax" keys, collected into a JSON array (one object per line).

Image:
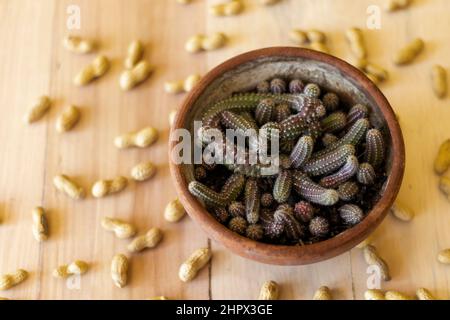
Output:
[{"xmin": 0, "ymin": 0, "xmax": 449, "ymax": 300}]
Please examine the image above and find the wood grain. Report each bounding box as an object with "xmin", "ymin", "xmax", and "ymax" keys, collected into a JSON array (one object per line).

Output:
[{"xmin": 0, "ymin": 0, "xmax": 449, "ymax": 300}]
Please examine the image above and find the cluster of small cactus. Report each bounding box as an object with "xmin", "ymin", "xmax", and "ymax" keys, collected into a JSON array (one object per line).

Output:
[{"xmin": 189, "ymin": 77, "xmax": 387, "ymax": 245}]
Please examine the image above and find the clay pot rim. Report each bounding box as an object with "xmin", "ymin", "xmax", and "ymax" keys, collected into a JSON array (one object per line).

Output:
[{"xmin": 169, "ymin": 47, "xmax": 405, "ymax": 265}]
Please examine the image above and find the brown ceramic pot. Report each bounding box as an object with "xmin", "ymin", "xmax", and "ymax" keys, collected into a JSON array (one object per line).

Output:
[{"xmin": 169, "ymin": 47, "xmax": 405, "ymax": 265}]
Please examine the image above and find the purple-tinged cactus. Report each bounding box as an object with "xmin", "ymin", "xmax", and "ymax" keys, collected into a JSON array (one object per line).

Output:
[
  {"xmin": 303, "ymin": 83, "xmax": 321, "ymax": 98},
  {"xmin": 365, "ymin": 129, "xmax": 385, "ymax": 168},
  {"xmin": 292, "ymin": 171, "xmax": 339, "ymax": 206},
  {"xmin": 357, "ymin": 162, "xmax": 376, "ymax": 185},
  {"xmin": 245, "ymin": 178, "xmax": 261, "ymax": 224},
  {"xmin": 273, "ymin": 103, "xmax": 292, "ymax": 122},
  {"xmin": 289, "ymin": 136, "xmax": 314, "ymax": 168},
  {"xmin": 188, "ymin": 181, "xmax": 228, "ymax": 207},
  {"xmin": 270, "ymin": 78, "xmax": 287, "ymax": 94},
  {"xmin": 320, "ymin": 112, "xmax": 347, "ymax": 133},
  {"xmin": 338, "ymin": 204, "xmax": 364, "ymax": 225},
  {"xmin": 337, "ymin": 181, "xmax": 360, "ymax": 201},
  {"xmin": 246, "ymin": 224, "xmax": 264, "ymax": 241},
  {"xmin": 220, "ymin": 110, "xmax": 258, "ymax": 133},
  {"xmin": 322, "ymin": 133, "xmax": 338, "ymax": 147},
  {"xmin": 294, "ymin": 201, "xmax": 315, "ymax": 223},
  {"xmin": 303, "ymin": 144, "xmax": 355, "ymax": 176},
  {"xmin": 289, "ymin": 79, "xmax": 305, "ymax": 94},
  {"xmin": 228, "ymin": 201, "xmax": 246, "ymax": 218},
  {"xmin": 309, "ymin": 216, "xmax": 330, "ymax": 237},
  {"xmin": 274, "ymin": 205, "xmax": 305, "ymax": 240},
  {"xmin": 264, "ymin": 220, "xmax": 284, "ymax": 239},
  {"xmin": 273, "ymin": 170, "xmax": 293, "ymax": 203},
  {"xmin": 228, "ymin": 216, "xmax": 247, "ymax": 235},
  {"xmin": 260, "ymin": 121, "xmax": 280, "ymax": 141},
  {"xmin": 319, "ymin": 155, "xmax": 359, "ymax": 188},
  {"xmin": 255, "ymin": 98, "xmax": 275, "ymax": 125},
  {"xmin": 279, "ymin": 113, "xmax": 308, "ymax": 141},
  {"xmin": 322, "ymin": 92, "xmax": 339, "ymax": 112},
  {"xmin": 220, "ymin": 173, "xmax": 245, "ymax": 202},
  {"xmin": 347, "ymin": 104, "xmax": 369, "ymax": 126},
  {"xmin": 213, "ymin": 207, "xmax": 230, "ymax": 224},
  {"xmin": 257, "ymin": 80, "xmax": 270, "ymax": 93}
]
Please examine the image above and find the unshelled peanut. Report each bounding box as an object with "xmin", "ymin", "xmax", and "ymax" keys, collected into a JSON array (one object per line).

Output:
[
  {"xmin": 53, "ymin": 260, "xmax": 89, "ymax": 278},
  {"xmin": 63, "ymin": 35, "xmax": 95, "ymax": 54},
  {"xmin": 364, "ymin": 289, "xmax": 385, "ymax": 300},
  {"xmin": 393, "ymin": 38, "xmax": 424, "ymax": 65},
  {"xmin": 185, "ymin": 33, "xmax": 227, "ymax": 53},
  {"xmin": 386, "ymin": 0, "xmax": 411, "ymax": 12},
  {"xmin": 53, "ymin": 175, "xmax": 85, "ymax": 200},
  {"xmin": 258, "ymin": 281, "xmax": 279, "ymax": 300},
  {"xmin": 24, "ymin": 96, "xmax": 51, "ymax": 124},
  {"xmin": 130, "ymin": 162, "xmax": 156, "ymax": 182},
  {"xmin": 431, "ymin": 65, "xmax": 447, "ymax": 99},
  {"xmin": 346, "ymin": 27, "xmax": 366, "ymax": 59},
  {"xmin": 437, "ymin": 248, "xmax": 450, "ymax": 264},
  {"xmin": 416, "ymin": 288, "xmax": 436, "ymax": 300},
  {"xmin": 101, "ymin": 217, "xmax": 136, "ymax": 239},
  {"xmin": 390, "ymin": 203, "xmax": 414, "ymax": 222},
  {"xmin": 32, "ymin": 207, "xmax": 49, "ymax": 242},
  {"xmin": 209, "ymin": 0, "xmax": 243, "ymax": 16},
  {"xmin": 179, "ymin": 248, "xmax": 211, "ymax": 282},
  {"xmin": 119, "ymin": 61, "xmax": 154, "ymax": 91},
  {"xmin": 434, "ymin": 139, "xmax": 450, "ymax": 175},
  {"xmin": 114, "ymin": 127, "xmax": 158, "ymax": 149},
  {"xmin": 166, "ymin": 74, "xmax": 202, "ymax": 93},
  {"xmin": 111, "ymin": 254, "xmax": 129, "ymax": 288},
  {"xmin": 0, "ymin": 270, "xmax": 28, "ymax": 291},
  {"xmin": 164, "ymin": 199, "xmax": 186, "ymax": 223},
  {"xmin": 289, "ymin": 29, "xmax": 308, "ymax": 45},
  {"xmin": 125, "ymin": 40, "xmax": 144, "ymax": 69},
  {"xmin": 56, "ymin": 105, "xmax": 80, "ymax": 133},
  {"xmin": 92, "ymin": 176, "xmax": 128, "ymax": 198},
  {"xmin": 385, "ymin": 290, "xmax": 414, "ymax": 300},
  {"xmin": 363, "ymin": 245, "xmax": 391, "ymax": 281},
  {"xmin": 74, "ymin": 55, "xmax": 110, "ymax": 86},
  {"xmin": 127, "ymin": 228, "xmax": 163, "ymax": 253},
  {"xmin": 313, "ymin": 286, "xmax": 332, "ymax": 300}
]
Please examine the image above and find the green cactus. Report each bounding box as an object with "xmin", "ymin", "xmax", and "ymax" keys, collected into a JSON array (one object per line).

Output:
[
  {"xmin": 318, "ymin": 118, "xmax": 370, "ymax": 155},
  {"xmin": 303, "ymin": 144, "xmax": 355, "ymax": 176},
  {"xmin": 337, "ymin": 181, "xmax": 360, "ymax": 201},
  {"xmin": 365, "ymin": 129, "xmax": 385, "ymax": 168},
  {"xmin": 273, "ymin": 170, "xmax": 292, "ymax": 203},
  {"xmin": 220, "ymin": 110, "xmax": 258, "ymax": 133},
  {"xmin": 319, "ymin": 155, "xmax": 359, "ymax": 188},
  {"xmin": 188, "ymin": 181, "xmax": 229, "ymax": 207},
  {"xmin": 292, "ymin": 171, "xmax": 339, "ymax": 206},
  {"xmin": 246, "ymin": 224, "xmax": 264, "ymax": 240},
  {"xmin": 322, "ymin": 92, "xmax": 339, "ymax": 112},
  {"xmin": 245, "ymin": 178, "xmax": 261, "ymax": 224},
  {"xmin": 357, "ymin": 162, "xmax": 376, "ymax": 185},
  {"xmin": 273, "ymin": 103, "xmax": 292, "ymax": 122},
  {"xmin": 220, "ymin": 173, "xmax": 246, "ymax": 202},
  {"xmin": 320, "ymin": 111, "xmax": 347, "ymax": 133},
  {"xmin": 303, "ymin": 83, "xmax": 321, "ymax": 98},
  {"xmin": 321, "ymin": 133, "xmax": 338, "ymax": 147},
  {"xmin": 289, "ymin": 135, "xmax": 314, "ymax": 168},
  {"xmin": 228, "ymin": 216, "xmax": 248, "ymax": 235},
  {"xmin": 338, "ymin": 204, "xmax": 364, "ymax": 225},
  {"xmin": 255, "ymin": 98, "xmax": 274, "ymax": 125}
]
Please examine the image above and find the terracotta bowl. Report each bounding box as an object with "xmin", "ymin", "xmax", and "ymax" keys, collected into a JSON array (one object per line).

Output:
[{"xmin": 169, "ymin": 47, "xmax": 405, "ymax": 265}]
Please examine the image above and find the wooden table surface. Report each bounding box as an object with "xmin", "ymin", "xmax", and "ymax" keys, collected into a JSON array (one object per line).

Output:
[{"xmin": 1, "ymin": 0, "xmax": 450, "ymax": 300}]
